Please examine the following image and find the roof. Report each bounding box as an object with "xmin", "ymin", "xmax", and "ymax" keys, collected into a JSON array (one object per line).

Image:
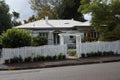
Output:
[{"xmin": 15, "ymin": 19, "xmax": 90, "ymax": 29}]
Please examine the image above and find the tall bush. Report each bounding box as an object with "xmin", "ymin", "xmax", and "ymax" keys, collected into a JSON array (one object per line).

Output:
[
  {"xmin": 99, "ymin": 24, "xmax": 120, "ymax": 41},
  {"xmin": 1, "ymin": 28, "xmax": 33, "ymax": 48},
  {"xmin": 32, "ymin": 34, "xmax": 47, "ymax": 46}
]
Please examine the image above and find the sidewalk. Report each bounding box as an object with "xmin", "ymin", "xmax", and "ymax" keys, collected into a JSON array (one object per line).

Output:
[{"xmin": 0, "ymin": 56, "xmax": 120, "ymax": 71}]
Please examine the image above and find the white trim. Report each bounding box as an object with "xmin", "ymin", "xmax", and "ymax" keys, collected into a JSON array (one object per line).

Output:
[
  {"xmin": 58, "ymin": 33, "xmax": 84, "ymax": 45},
  {"xmin": 59, "ymin": 33, "xmax": 84, "ymax": 36}
]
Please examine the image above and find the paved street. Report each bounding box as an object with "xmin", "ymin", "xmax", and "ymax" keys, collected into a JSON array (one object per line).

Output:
[{"xmin": 0, "ymin": 62, "xmax": 120, "ymax": 80}]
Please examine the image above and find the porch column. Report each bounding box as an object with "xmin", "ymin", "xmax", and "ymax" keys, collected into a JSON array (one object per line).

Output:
[
  {"xmin": 76, "ymin": 35, "xmax": 82, "ymax": 44},
  {"xmin": 96, "ymin": 32, "xmax": 98, "ymax": 38},
  {"xmin": 48, "ymin": 31, "xmax": 53, "ymax": 45},
  {"xmin": 59, "ymin": 34, "xmax": 64, "ymax": 45}
]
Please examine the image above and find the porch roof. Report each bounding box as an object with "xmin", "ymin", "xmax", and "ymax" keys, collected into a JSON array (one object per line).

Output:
[{"xmin": 58, "ymin": 33, "xmax": 84, "ymax": 36}]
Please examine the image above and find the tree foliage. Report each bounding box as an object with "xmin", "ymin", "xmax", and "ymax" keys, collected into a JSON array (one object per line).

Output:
[
  {"xmin": 11, "ymin": 11, "xmax": 21, "ymax": 26},
  {"xmin": 0, "ymin": 1, "xmax": 21, "ymax": 33},
  {"xmin": 78, "ymin": 0, "xmax": 120, "ymax": 41},
  {"xmin": 99, "ymin": 24, "xmax": 120, "ymax": 41},
  {"xmin": 29, "ymin": 0, "xmax": 85, "ymax": 22},
  {"xmin": 57, "ymin": 0, "xmax": 86, "ymax": 21},
  {"xmin": 28, "ymin": 15, "xmax": 37, "ymax": 22},
  {"xmin": 30, "ymin": 0, "xmax": 61, "ymax": 12},
  {"xmin": 29, "ymin": 0, "xmax": 61, "ymax": 20},
  {"xmin": 0, "ymin": 0, "xmax": 12, "ymax": 34},
  {"xmin": 1, "ymin": 29, "xmax": 33, "ymax": 48}
]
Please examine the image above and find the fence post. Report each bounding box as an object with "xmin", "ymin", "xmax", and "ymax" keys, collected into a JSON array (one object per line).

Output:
[
  {"xmin": 118, "ymin": 40, "xmax": 120, "ymax": 54},
  {"xmin": 76, "ymin": 42, "xmax": 81, "ymax": 58}
]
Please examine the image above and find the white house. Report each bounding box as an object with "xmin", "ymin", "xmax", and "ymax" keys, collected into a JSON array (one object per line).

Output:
[{"xmin": 15, "ymin": 16, "xmax": 98, "ymax": 45}]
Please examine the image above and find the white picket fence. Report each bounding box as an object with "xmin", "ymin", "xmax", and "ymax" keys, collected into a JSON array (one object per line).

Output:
[
  {"xmin": 1, "ymin": 44, "xmax": 67, "ymax": 62},
  {"xmin": 77, "ymin": 40, "xmax": 120, "ymax": 57}
]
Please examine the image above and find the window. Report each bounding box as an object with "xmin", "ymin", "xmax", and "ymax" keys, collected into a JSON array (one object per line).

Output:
[
  {"xmin": 39, "ymin": 33, "xmax": 48, "ymax": 39},
  {"xmin": 64, "ymin": 22, "xmax": 69, "ymax": 24},
  {"xmin": 70, "ymin": 36, "xmax": 74, "ymax": 39}
]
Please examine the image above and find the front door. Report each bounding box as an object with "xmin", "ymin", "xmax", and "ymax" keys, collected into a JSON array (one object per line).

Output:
[
  {"xmin": 53, "ymin": 33, "xmax": 60, "ymax": 45},
  {"xmin": 53, "ymin": 30, "xmax": 62, "ymax": 45}
]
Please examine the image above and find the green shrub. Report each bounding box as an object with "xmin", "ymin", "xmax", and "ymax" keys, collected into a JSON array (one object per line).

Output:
[
  {"xmin": 5, "ymin": 59, "xmax": 9, "ymax": 64},
  {"xmin": 52, "ymin": 55, "xmax": 57, "ymax": 60},
  {"xmin": 10, "ymin": 58, "xmax": 15, "ymax": 63},
  {"xmin": 9, "ymin": 57, "xmax": 18, "ymax": 63},
  {"xmin": 1, "ymin": 28, "xmax": 33, "ymax": 48},
  {"xmin": 33, "ymin": 55, "xmax": 43, "ymax": 62},
  {"xmin": 36, "ymin": 55, "xmax": 42, "ymax": 61},
  {"xmin": 32, "ymin": 54, "xmax": 66, "ymax": 62},
  {"xmin": 67, "ymin": 49, "xmax": 76, "ymax": 56},
  {"xmin": 41, "ymin": 56, "xmax": 45, "ymax": 61},
  {"xmin": 98, "ymin": 51, "xmax": 103, "ymax": 56},
  {"xmin": 83, "ymin": 51, "xmax": 115, "ymax": 58},
  {"xmin": 33, "ymin": 57, "xmax": 38, "ymax": 62},
  {"xmin": 86, "ymin": 52, "xmax": 98, "ymax": 57},
  {"xmin": 61, "ymin": 55, "xmax": 66, "ymax": 60},
  {"xmin": 5, "ymin": 54, "xmax": 66, "ymax": 64},
  {"xmin": 4, "ymin": 56, "xmax": 23, "ymax": 64},
  {"xmin": 45, "ymin": 55, "xmax": 52, "ymax": 61},
  {"xmin": 91, "ymin": 52, "xmax": 95, "ymax": 57},
  {"xmin": 13, "ymin": 57, "xmax": 19, "ymax": 63},
  {"xmin": 32, "ymin": 34, "xmax": 47, "ymax": 46},
  {"xmin": 57, "ymin": 53, "xmax": 66, "ymax": 60},
  {"xmin": 34, "ymin": 55, "xmax": 45, "ymax": 61},
  {"xmin": 109, "ymin": 51, "xmax": 114, "ymax": 55},
  {"xmin": 24, "ymin": 57, "xmax": 32, "ymax": 62},
  {"xmin": 86, "ymin": 53, "xmax": 91, "ymax": 57},
  {"xmin": 103, "ymin": 51, "xmax": 114, "ymax": 56},
  {"xmin": 18, "ymin": 56, "xmax": 23, "ymax": 63},
  {"xmin": 103, "ymin": 51, "xmax": 109, "ymax": 56},
  {"xmin": 81, "ymin": 53, "xmax": 85, "ymax": 58},
  {"xmin": 0, "ymin": 36, "xmax": 2, "ymax": 45}
]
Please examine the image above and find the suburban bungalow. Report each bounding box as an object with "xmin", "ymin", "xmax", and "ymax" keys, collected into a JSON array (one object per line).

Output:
[{"xmin": 15, "ymin": 16, "xmax": 98, "ymax": 45}]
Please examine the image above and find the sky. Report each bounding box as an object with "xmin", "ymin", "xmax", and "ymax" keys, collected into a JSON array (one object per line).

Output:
[
  {"xmin": 5, "ymin": 0, "xmax": 35, "ymax": 21},
  {"xmin": 5, "ymin": 0, "xmax": 91, "ymax": 21}
]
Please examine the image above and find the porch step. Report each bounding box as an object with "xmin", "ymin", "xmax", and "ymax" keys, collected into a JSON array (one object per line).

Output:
[{"xmin": 67, "ymin": 56, "xmax": 78, "ymax": 59}]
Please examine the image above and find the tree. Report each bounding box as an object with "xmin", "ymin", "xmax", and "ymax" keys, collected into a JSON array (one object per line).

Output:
[
  {"xmin": 1, "ymin": 28, "xmax": 33, "ymax": 48},
  {"xmin": 11, "ymin": 11, "xmax": 21, "ymax": 26},
  {"xmin": 29, "ymin": 0, "xmax": 85, "ymax": 21},
  {"xmin": 30, "ymin": 0, "xmax": 61, "ymax": 12},
  {"xmin": 29, "ymin": 0, "xmax": 61, "ymax": 19},
  {"xmin": 28, "ymin": 15, "xmax": 37, "ymax": 22},
  {"xmin": 12, "ymin": 11, "xmax": 19, "ymax": 21},
  {"xmin": 23, "ymin": 20, "xmax": 29, "ymax": 24},
  {"xmin": 0, "ymin": 0, "xmax": 12, "ymax": 34},
  {"xmin": 78, "ymin": 0, "xmax": 120, "ymax": 41},
  {"xmin": 99, "ymin": 24, "xmax": 120, "ymax": 41},
  {"xmin": 37, "ymin": 7, "xmax": 57, "ymax": 19},
  {"xmin": 57, "ymin": 0, "xmax": 86, "ymax": 21}
]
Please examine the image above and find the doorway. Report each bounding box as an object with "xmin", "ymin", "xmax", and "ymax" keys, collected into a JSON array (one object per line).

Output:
[{"xmin": 53, "ymin": 30, "xmax": 62, "ymax": 45}]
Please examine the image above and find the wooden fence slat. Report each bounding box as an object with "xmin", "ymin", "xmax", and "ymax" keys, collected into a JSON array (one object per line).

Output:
[
  {"xmin": 77, "ymin": 40, "xmax": 120, "ymax": 57},
  {"xmin": 1, "ymin": 45, "xmax": 67, "ymax": 62}
]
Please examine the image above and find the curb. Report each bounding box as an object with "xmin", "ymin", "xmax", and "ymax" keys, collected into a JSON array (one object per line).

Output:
[{"xmin": 0, "ymin": 59, "xmax": 120, "ymax": 71}]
